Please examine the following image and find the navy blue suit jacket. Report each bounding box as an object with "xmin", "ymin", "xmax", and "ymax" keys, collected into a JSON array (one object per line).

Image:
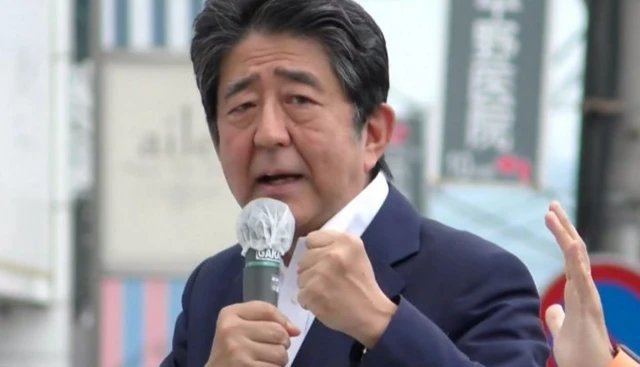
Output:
[{"xmin": 162, "ymin": 186, "xmax": 550, "ymax": 366}]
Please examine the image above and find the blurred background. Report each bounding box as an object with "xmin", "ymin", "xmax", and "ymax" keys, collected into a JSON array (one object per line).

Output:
[{"xmin": 1, "ymin": 0, "xmax": 638, "ymax": 366}]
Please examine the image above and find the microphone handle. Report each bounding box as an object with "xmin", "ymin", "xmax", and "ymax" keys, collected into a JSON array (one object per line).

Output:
[{"xmin": 243, "ymin": 249, "xmax": 282, "ymax": 305}]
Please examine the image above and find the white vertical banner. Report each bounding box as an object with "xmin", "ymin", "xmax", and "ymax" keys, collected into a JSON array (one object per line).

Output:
[
  {"xmin": 99, "ymin": 55, "xmax": 239, "ymax": 274},
  {"xmin": 0, "ymin": 0, "xmax": 52, "ymax": 303}
]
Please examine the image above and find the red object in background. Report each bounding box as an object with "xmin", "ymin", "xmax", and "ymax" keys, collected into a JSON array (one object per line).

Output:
[
  {"xmin": 391, "ymin": 123, "xmax": 411, "ymax": 145},
  {"xmin": 540, "ymin": 261, "xmax": 640, "ymax": 367},
  {"xmin": 495, "ymin": 154, "xmax": 532, "ymax": 183}
]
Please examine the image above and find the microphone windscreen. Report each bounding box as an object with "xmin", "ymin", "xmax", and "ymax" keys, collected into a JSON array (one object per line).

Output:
[{"xmin": 236, "ymin": 197, "xmax": 295, "ymax": 256}]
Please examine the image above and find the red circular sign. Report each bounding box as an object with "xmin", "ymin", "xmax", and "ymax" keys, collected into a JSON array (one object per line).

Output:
[{"xmin": 540, "ymin": 257, "xmax": 640, "ymax": 367}]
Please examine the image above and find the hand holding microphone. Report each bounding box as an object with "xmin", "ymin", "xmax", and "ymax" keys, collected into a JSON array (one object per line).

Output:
[
  {"xmin": 207, "ymin": 301, "xmax": 300, "ymax": 367},
  {"xmin": 206, "ymin": 198, "xmax": 300, "ymax": 367}
]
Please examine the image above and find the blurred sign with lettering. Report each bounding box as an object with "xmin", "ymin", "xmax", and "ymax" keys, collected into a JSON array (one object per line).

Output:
[
  {"xmin": 98, "ymin": 56, "xmax": 240, "ymax": 274},
  {"xmin": 386, "ymin": 106, "xmax": 427, "ymax": 213},
  {"xmin": 440, "ymin": 0, "xmax": 547, "ymax": 186}
]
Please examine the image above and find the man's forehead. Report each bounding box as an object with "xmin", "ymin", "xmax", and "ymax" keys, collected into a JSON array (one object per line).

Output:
[
  {"xmin": 221, "ymin": 67, "xmax": 325, "ymax": 100},
  {"xmin": 222, "ymin": 34, "xmax": 330, "ymax": 75}
]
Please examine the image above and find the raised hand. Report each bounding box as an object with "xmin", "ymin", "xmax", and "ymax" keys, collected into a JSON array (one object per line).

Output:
[{"xmin": 544, "ymin": 201, "xmax": 612, "ymax": 367}]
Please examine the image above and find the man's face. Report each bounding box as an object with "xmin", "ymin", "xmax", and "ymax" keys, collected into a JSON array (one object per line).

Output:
[{"xmin": 216, "ymin": 33, "xmax": 394, "ymax": 236}]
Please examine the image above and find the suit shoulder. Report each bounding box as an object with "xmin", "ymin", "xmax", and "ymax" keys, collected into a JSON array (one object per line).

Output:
[
  {"xmin": 414, "ymin": 218, "xmax": 539, "ymax": 316},
  {"xmin": 199, "ymin": 245, "xmax": 243, "ymax": 275},
  {"xmin": 186, "ymin": 244, "xmax": 243, "ymax": 287},
  {"xmin": 419, "ymin": 218, "xmax": 528, "ymax": 271}
]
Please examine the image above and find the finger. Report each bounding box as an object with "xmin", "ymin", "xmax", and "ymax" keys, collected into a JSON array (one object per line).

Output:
[
  {"xmin": 548, "ymin": 201, "xmax": 592, "ymax": 271},
  {"xmin": 297, "ymin": 254, "xmax": 330, "ymax": 291},
  {"xmin": 545, "ymin": 211, "xmax": 573, "ymax": 254},
  {"xmin": 242, "ymin": 321, "xmax": 291, "ymax": 347},
  {"xmin": 565, "ymin": 241, "xmax": 597, "ymax": 299},
  {"xmin": 562, "ymin": 280, "xmax": 580, "ymax": 311},
  {"xmin": 305, "ymin": 230, "xmax": 340, "ymax": 249},
  {"xmin": 297, "ymin": 277, "xmax": 322, "ymax": 311},
  {"xmin": 545, "ymin": 216, "xmax": 580, "ymax": 283},
  {"xmin": 246, "ymin": 340, "xmax": 289, "ymax": 367},
  {"xmin": 545, "ymin": 304, "xmax": 565, "ymax": 339},
  {"xmin": 545, "ymin": 211, "xmax": 576, "ymax": 281},
  {"xmin": 297, "ymin": 262, "xmax": 315, "ymax": 289},
  {"xmin": 286, "ymin": 322, "xmax": 301, "ymax": 337},
  {"xmin": 245, "ymin": 362, "xmax": 282, "ymax": 367},
  {"xmin": 549, "ymin": 201, "xmax": 580, "ymax": 241},
  {"xmin": 235, "ymin": 301, "xmax": 298, "ymax": 333},
  {"xmin": 297, "ymin": 247, "xmax": 327, "ymax": 273}
]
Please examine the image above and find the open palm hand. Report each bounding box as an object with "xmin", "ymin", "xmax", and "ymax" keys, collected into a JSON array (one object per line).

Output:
[{"xmin": 544, "ymin": 202, "xmax": 612, "ymax": 367}]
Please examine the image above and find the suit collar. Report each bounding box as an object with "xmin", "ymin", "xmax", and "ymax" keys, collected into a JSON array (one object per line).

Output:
[
  {"xmin": 360, "ymin": 184, "xmax": 421, "ymax": 300},
  {"xmin": 362, "ymin": 183, "xmax": 422, "ymax": 265}
]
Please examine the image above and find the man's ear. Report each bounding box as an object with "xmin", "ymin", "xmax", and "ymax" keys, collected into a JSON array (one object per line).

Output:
[{"xmin": 363, "ymin": 103, "xmax": 395, "ymax": 172}]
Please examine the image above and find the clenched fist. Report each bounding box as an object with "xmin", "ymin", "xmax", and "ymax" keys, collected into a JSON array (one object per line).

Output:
[
  {"xmin": 206, "ymin": 301, "xmax": 301, "ymax": 367},
  {"xmin": 297, "ymin": 230, "xmax": 397, "ymax": 348}
]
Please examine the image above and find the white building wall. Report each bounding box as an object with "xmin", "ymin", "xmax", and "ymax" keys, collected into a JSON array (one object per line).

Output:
[{"xmin": 0, "ymin": 0, "xmax": 73, "ymax": 365}]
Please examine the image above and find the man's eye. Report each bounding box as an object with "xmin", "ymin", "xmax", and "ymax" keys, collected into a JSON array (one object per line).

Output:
[
  {"xmin": 229, "ymin": 102, "xmax": 254, "ymax": 115},
  {"xmin": 289, "ymin": 95, "xmax": 312, "ymax": 105}
]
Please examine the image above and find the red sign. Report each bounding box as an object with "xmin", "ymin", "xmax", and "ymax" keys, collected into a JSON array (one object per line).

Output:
[{"xmin": 540, "ymin": 257, "xmax": 640, "ymax": 367}]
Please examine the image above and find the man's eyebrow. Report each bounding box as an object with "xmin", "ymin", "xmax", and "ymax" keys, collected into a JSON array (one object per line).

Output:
[
  {"xmin": 223, "ymin": 73, "xmax": 258, "ymax": 100},
  {"xmin": 274, "ymin": 67, "xmax": 323, "ymax": 92}
]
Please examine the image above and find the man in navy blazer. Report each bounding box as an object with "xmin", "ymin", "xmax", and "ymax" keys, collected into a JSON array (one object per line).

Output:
[
  {"xmin": 163, "ymin": 184, "xmax": 549, "ymax": 366},
  {"xmin": 163, "ymin": 0, "xmax": 550, "ymax": 366}
]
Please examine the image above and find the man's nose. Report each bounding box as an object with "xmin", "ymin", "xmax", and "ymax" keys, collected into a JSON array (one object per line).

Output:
[{"xmin": 253, "ymin": 102, "xmax": 291, "ymax": 148}]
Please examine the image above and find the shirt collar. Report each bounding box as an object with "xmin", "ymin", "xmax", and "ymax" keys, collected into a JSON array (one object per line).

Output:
[
  {"xmin": 285, "ymin": 172, "xmax": 389, "ymax": 267},
  {"xmin": 321, "ymin": 172, "xmax": 389, "ymax": 237}
]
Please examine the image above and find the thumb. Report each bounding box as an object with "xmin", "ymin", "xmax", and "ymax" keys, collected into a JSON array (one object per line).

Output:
[{"xmin": 545, "ymin": 304, "xmax": 565, "ymax": 339}]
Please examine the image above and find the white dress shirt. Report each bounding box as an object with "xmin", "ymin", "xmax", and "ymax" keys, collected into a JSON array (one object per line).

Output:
[{"xmin": 278, "ymin": 172, "xmax": 390, "ymax": 367}]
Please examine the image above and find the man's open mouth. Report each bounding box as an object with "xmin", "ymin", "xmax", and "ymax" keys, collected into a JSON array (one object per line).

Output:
[{"xmin": 256, "ymin": 174, "xmax": 303, "ymax": 185}]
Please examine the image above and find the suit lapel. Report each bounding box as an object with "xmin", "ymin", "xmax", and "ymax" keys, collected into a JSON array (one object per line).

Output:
[
  {"xmin": 225, "ymin": 274, "xmax": 243, "ymax": 306},
  {"xmin": 291, "ymin": 185, "xmax": 422, "ymax": 367},
  {"xmin": 291, "ymin": 323, "xmax": 355, "ymax": 367},
  {"xmin": 363, "ymin": 184, "xmax": 421, "ymax": 299},
  {"xmin": 224, "ymin": 253, "xmax": 244, "ymax": 307}
]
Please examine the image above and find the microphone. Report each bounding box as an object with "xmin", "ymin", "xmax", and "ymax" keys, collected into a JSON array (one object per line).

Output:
[{"xmin": 236, "ymin": 197, "xmax": 295, "ymax": 305}]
